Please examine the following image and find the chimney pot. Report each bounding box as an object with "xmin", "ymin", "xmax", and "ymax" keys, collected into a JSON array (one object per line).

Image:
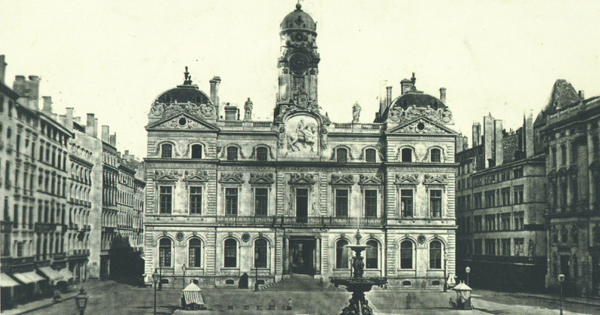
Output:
[
  {"xmin": 440, "ymin": 87, "xmax": 447, "ymax": 103},
  {"xmin": 579, "ymin": 90, "xmax": 585, "ymax": 99},
  {"xmin": 386, "ymin": 86, "xmax": 393, "ymax": 110},
  {"xmin": 102, "ymin": 125, "xmax": 110, "ymax": 142},
  {"xmin": 65, "ymin": 107, "xmax": 74, "ymax": 130},
  {"xmin": 42, "ymin": 96, "xmax": 52, "ymax": 114}
]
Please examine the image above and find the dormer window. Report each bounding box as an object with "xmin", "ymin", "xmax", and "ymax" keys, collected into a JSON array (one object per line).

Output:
[
  {"xmin": 227, "ymin": 147, "xmax": 238, "ymax": 161},
  {"xmin": 431, "ymin": 148, "xmax": 441, "ymax": 163},
  {"xmin": 365, "ymin": 149, "xmax": 376, "ymax": 163},
  {"xmin": 337, "ymin": 148, "xmax": 348, "ymax": 163},
  {"xmin": 191, "ymin": 144, "xmax": 202, "ymax": 159},
  {"xmin": 402, "ymin": 148, "xmax": 412, "ymax": 162},
  {"xmin": 256, "ymin": 147, "xmax": 268, "ymax": 161},
  {"xmin": 161, "ymin": 144, "xmax": 173, "ymax": 158}
]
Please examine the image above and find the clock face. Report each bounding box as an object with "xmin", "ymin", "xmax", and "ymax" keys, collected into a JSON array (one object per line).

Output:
[{"xmin": 289, "ymin": 53, "xmax": 309, "ymax": 74}]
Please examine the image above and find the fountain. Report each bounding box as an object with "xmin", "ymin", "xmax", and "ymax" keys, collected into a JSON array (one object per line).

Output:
[{"xmin": 330, "ymin": 230, "xmax": 387, "ymax": 315}]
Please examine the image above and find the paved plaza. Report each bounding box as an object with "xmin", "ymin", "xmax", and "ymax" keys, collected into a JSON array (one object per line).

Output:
[{"xmin": 3, "ymin": 280, "xmax": 600, "ymax": 315}]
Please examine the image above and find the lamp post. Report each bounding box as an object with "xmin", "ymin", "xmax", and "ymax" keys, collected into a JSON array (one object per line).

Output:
[
  {"xmin": 153, "ymin": 269, "xmax": 159, "ymax": 315},
  {"xmin": 182, "ymin": 264, "xmax": 186, "ymax": 290},
  {"xmin": 159, "ymin": 263, "xmax": 163, "ymax": 291},
  {"xmin": 255, "ymin": 253, "xmax": 259, "ymax": 291},
  {"xmin": 74, "ymin": 287, "xmax": 88, "ymax": 315},
  {"xmin": 558, "ymin": 274, "xmax": 565, "ymax": 315},
  {"xmin": 465, "ymin": 266, "xmax": 471, "ymax": 286},
  {"xmin": 443, "ymin": 250, "xmax": 448, "ymax": 292}
]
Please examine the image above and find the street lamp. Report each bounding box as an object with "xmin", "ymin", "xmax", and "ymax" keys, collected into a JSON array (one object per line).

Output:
[
  {"xmin": 74, "ymin": 287, "xmax": 88, "ymax": 315},
  {"xmin": 153, "ymin": 269, "xmax": 159, "ymax": 315},
  {"xmin": 182, "ymin": 264, "xmax": 186, "ymax": 290},
  {"xmin": 443, "ymin": 250, "xmax": 448, "ymax": 292},
  {"xmin": 558, "ymin": 274, "xmax": 565, "ymax": 315},
  {"xmin": 255, "ymin": 253, "xmax": 259, "ymax": 291},
  {"xmin": 465, "ymin": 266, "xmax": 471, "ymax": 286}
]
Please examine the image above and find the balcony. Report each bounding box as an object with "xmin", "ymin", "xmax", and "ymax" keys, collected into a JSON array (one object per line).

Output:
[
  {"xmin": 217, "ymin": 216, "xmax": 384, "ymax": 228},
  {"xmin": 53, "ymin": 252, "xmax": 66, "ymax": 261},
  {"xmin": 35, "ymin": 222, "xmax": 59, "ymax": 233}
]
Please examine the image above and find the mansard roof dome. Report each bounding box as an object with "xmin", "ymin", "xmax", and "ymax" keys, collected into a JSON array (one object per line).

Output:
[
  {"xmin": 154, "ymin": 68, "xmax": 211, "ymax": 105},
  {"xmin": 391, "ymin": 92, "xmax": 447, "ymax": 111},
  {"xmin": 281, "ymin": 3, "xmax": 317, "ymax": 33}
]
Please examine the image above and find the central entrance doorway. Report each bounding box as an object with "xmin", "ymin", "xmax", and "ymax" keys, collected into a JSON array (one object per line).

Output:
[{"xmin": 289, "ymin": 238, "xmax": 315, "ymax": 275}]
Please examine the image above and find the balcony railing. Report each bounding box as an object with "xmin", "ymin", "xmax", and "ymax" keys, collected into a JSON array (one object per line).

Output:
[{"xmin": 214, "ymin": 216, "xmax": 384, "ymax": 228}]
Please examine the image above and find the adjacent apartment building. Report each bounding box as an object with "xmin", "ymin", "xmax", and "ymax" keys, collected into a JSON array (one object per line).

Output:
[{"xmin": 456, "ymin": 113, "xmax": 547, "ymax": 292}]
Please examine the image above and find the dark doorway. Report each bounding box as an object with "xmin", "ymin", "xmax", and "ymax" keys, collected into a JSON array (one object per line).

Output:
[
  {"xmin": 560, "ymin": 255, "xmax": 570, "ymax": 282},
  {"xmin": 290, "ymin": 239, "xmax": 315, "ymax": 275},
  {"xmin": 239, "ymin": 272, "xmax": 249, "ymax": 289},
  {"xmin": 593, "ymin": 256, "xmax": 600, "ymax": 296},
  {"xmin": 296, "ymin": 189, "xmax": 308, "ymax": 223}
]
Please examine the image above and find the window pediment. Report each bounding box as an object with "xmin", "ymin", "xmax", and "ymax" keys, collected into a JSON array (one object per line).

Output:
[
  {"xmin": 249, "ymin": 173, "xmax": 274, "ymax": 185},
  {"xmin": 395, "ymin": 174, "xmax": 419, "ymax": 185},
  {"xmin": 289, "ymin": 173, "xmax": 315, "ymax": 185},
  {"xmin": 184, "ymin": 170, "xmax": 209, "ymax": 182},
  {"xmin": 330, "ymin": 174, "xmax": 354, "ymax": 185},
  {"xmin": 219, "ymin": 172, "xmax": 245, "ymax": 184},
  {"xmin": 423, "ymin": 174, "xmax": 448, "ymax": 185},
  {"xmin": 359, "ymin": 174, "xmax": 382, "ymax": 186},
  {"xmin": 153, "ymin": 170, "xmax": 180, "ymax": 181}
]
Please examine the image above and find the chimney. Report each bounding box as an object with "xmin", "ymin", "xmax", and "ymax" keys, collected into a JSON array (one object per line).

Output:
[
  {"xmin": 472, "ymin": 122, "xmax": 481, "ymax": 147},
  {"xmin": 42, "ymin": 96, "xmax": 53, "ymax": 114},
  {"xmin": 124, "ymin": 150, "xmax": 130, "ymax": 160},
  {"xmin": 524, "ymin": 109, "xmax": 534, "ymax": 158},
  {"xmin": 51, "ymin": 113, "xmax": 58, "ymax": 122},
  {"xmin": 463, "ymin": 136, "xmax": 469, "ymax": 151},
  {"xmin": 86, "ymin": 114, "xmax": 95, "ymax": 136},
  {"xmin": 440, "ymin": 87, "xmax": 447, "ymax": 103},
  {"xmin": 74, "ymin": 116, "xmax": 81, "ymax": 124},
  {"xmin": 386, "ymin": 86, "xmax": 393, "ymax": 111},
  {"xmin": 579, "ymin": 90, "xmax": 585, "ymax": 100},
  {"xmin": 378, "ymin": 80, "xmax": 387, "ymax": 116},
  {"xmin": 400, "ymin": 78, "xmax": 412, "ymax": 95},
  {"xmin": 209, "ymin": 76, "xmax": 221, "ymax": 118},
  {"xmin": 94, "ymin": 118, "xmax": 98, "ymax": 138},
  {"xmin": 28, "ymin": 76, "xmax": 41, "ymax": 110},
  {"xmin": 483, "ymin": 114, "xmax": 494, "ymax": 167},
  {"xmin": 224, "ymin": 103, "xmax": 238, "ymax": 121},
  {"xmin": 0, "ymin": 55, "xmax": 6, "ymax": 84},
  {"xmin": 65, "ymin": 107, "xmax": 74, "ymax": 130},
  {"xmin": 109, "ymin": 133, "xmax": 117, "ymax": 147},
  {"xmin": 58, "ymin": 115, "xmax": 66, "ymax": 125},
  {"xmin": 494, "ymin": 119, "xmax": 504, "ymax": 166},
  {"xmin": 13, "ymin": 75, "xmax": 26, "ymax": 96},
  {"xmin": 456, "ymin": 134, "xmax": 464, "ymax": 153},
  {"xmin": 102, "ymin": 125, "xmax": 110, "ymax": 143}
]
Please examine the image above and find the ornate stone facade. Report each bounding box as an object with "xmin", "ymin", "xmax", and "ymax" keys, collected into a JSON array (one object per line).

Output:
[{"xmin": 143, "ymin": 4, "xmax": 458, "ymax": 290}]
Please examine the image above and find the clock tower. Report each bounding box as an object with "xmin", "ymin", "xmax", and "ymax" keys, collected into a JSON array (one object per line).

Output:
[{"xmin": 275, "ymin": 3, "xmax": 320, "ymax": 119}]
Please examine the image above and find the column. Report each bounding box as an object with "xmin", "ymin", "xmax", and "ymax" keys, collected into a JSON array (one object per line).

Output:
[
  {"xmin": 315, "ymin": 238, "xmax": 321, "ymax": 275},
  {"xmin": 283, "ymin": 237, "xmax": 289, "ymax": 275},
  {"xmin": 587, "ymin": 129, "xmax": 595, "ymax": 210},
  {"xmin": 566, "ymin": 142, "xmax": 573, "ymax": 210}
]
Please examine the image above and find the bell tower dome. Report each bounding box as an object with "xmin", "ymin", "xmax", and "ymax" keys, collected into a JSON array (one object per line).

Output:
[{"xmin": 275, "ymin": 3, "xmax": 320, "ymax": 120}]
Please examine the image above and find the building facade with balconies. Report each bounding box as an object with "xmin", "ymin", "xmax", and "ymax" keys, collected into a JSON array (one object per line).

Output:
[
  {"xmin": 455, "ymin": 114, "xmax": 548, "ymax": 292},
  {"xmin": 534, "ymin": 79, "xmax": 600, "ymax": 296},
  {"xmin": 143, "ymin": 4, "xmax": 458, "ymax": 290}
]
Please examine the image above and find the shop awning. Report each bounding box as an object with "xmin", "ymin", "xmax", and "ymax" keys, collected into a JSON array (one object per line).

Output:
[
  {"xmin": 183, "ymin": 283, "xmax": 204, "ymax": 305},
  {"xmin": 23, "ymin": 271, "xmax": 45, "ymax": 283},
  {"xmin": 12, "ymin": 273, "xmax": 34, "ymax": 284},
  {"xmin": 59, "ymin": 268, "xmax": 74, "ymax": 281},
  {"xmin": 38, "ymin": 267, "xmax": 64, "ymax": 285},
  {"xmin": 1, "ymin": 273, "xmax": 20, "ymax": 287}
]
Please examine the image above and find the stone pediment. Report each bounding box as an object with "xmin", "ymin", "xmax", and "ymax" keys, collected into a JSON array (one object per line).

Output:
[
  {"xmin": 423, "ymin": 174, "xmax": 448, "ymax": 185},
  {"xmin": 153, "ymin": 170, "xmax": 180, "ymax": 181},
  {"xmin": 249, "ymin": 173, "xmax": 275, "ymax": 185},
  {"xmin": 359, "ymin": 175, "xmax": 383, "ymax": 185},
  {"xmin": 330, "ymin": 174, "xmax": 354, "ymax": 185},
  {"xmin": 387, "ymin": 117, "xmax": 457, "ymax": 135},
  {"xmin": 395, "ymin": 174, "xmax": 419, "ymax": 185},
  {"xmin": 147, "ymin": 112, "xmax": 218, "ymax": 131},
  {"xmin": 289, "ymin": 174, "xmax": 315, "ymax": 185},
  {"xmin": 219, "ymin": 172, "xmax": 245, "ymax": 184},
  {"xmin": 184, "ymin": 170, "xmax": 209, "ymax": 182}
]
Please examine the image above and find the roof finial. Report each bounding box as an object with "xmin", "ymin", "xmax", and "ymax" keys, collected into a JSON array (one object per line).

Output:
[
  {"xmin": 183, "ymin": 66, "xmax": 193, "ymax": 85},
  {"xmin": 411, "ymin": 72, "xmax": 416, "ymax": 86},
  {"xmin": 296, "ymin": 0, "xmax": 302, "ymax": 10}
]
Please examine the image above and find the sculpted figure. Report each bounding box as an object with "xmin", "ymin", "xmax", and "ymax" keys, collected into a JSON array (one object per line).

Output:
[
  {"xmin": 352, "ymin": 102, "xmax": 361, "ymax": 123},
  {"xmin": 244, "ymin": 98, "xmax": 253, "ymax": 121},
  {"xmin": 150, "ymin": 102, "xmax": 165, "ymax": 117}
]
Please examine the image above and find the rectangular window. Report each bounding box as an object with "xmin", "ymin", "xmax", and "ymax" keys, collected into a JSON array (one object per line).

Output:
[
  {"xmin": 474, "ymin": 215, "xmax": 482, "ymax": 232},
  {"xmin": 364, "ymin": 190, "xmax": 377, "ymax": 218},
  {"xmin": 485, "ymin": 215, "xmax": 495, "ymax": 231},
  {"xmin": 514, "ymin": 186, "xmax": 524, "ymax": 204},
  {"xmin": 514, "ymin": 238, "xmax": 524, "ymax": 256},
  {"xmin": 501, "ymin": 213, "xmax": 511, "ymax": 230},
  {"xmin": 485, "ymin": 239, "xmax": 496, "ymax": 256},
  {"xmin": 159, "ymin": 186, "xmax": 172, "ymax": 214},
  {"xmin": 335, "ymin": 189, "xmax": 348, "ymax": 217},
  {"xmin": 296, "ymin": 188, "xmax": 308, "ymax": 222},
  {"xmin": 226, "ymin": 188, "xmax": 238, "ymax": 215},
  {"xmin": 514, "ymin": 212, "xmax": 524, "ymax": 230},
  {"xmin": 255, "ymin": 188, "xmax": 268, "ymax": 216},
  {"xmin": 401, "ymin": 190, "xmax": 413, "ymax": 217},
  {"xmin": 501, "ymin": 239, "xmax": 511, "ymax": 256},
  {"xmin": 17, "ymin": 242, "xmax": 23, "ymax": 257},
  {"xmin": 190, "ymin": 187, "xmax": 202, "ymax": 214},
  {"xmin": 474, "ymin": 239, "xmax": 482, "ymax": 255},
  {"xmin": 474, "ymin": 192, "xmax": 482, "ymax": 209},
  {"xmin": 501, "ymin": 188, "xmax": 511, "ymax": 206},
  {"xmin": 430, "ymin": 190, "xmax": 442, "ymax": 217}
]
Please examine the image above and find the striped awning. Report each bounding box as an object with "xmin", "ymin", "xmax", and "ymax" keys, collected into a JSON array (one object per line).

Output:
[
  {"xmin": 59, "ymin": 268, "xmax": 74, "ymax": 281},
  {"xmin": 1, "ymin": 273, "xmax": 20, "ymax": 287},
  {"xmin": 183, "ymin": 283, "xmax": 204, "ymax": 305},
  {"xmin": 23, "ymin": 271, "xmax": 45, "ymax": 283},
  {"xmin": 12, "ymin": 271, "xmax": 44, "ymax": 285},
  {"xmin": 38, "ymin": 267, "xmax": 64, "ymax": 285}
]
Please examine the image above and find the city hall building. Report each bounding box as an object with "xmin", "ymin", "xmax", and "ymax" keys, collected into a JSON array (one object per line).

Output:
[{"xmin": 143, "ymin": 4, "xmax": 458, "ymax": 289}]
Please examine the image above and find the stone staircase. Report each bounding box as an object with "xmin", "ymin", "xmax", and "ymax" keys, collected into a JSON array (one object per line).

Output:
[{"xmin": 260, "ymin": 274, "xmax": 323, "ymax": 292}]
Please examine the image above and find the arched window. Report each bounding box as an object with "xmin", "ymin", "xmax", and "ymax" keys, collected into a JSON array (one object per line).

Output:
[
  {"xmin": 256, "ymin": 147, "xmax": 268, "ymax": 161},
  {"xmin": 366, "ymin": 240, "xmax": 378, "ymax": 269},
  {"xmin": 365, "ymin": 149, "xmax": 376, "ymax": 163},
  {"xmin": 255, "ymin": 239, "xmax": 268, "ymax": 268},
  {"xmin": 224, "ymin": 239, "xmax": 237, "ymax": 268},
  {"xmin": 400, "ymin": 241, "xmax": 413, "ymax": 269},
  {"xmin": 337, "ymin": 148, "xmax": 348, "ymax": 163},
  {"xmin": 191, "ymin": 144, "xmax": 202, "ymax": 159},
  {"xmin": 161, "ymin": 144, "xmax": 173, "ymax": 158},
  {"xmin": 401, "ymin": 148, "xmax": 412, "ymax": 162},
  {"xmin": 227, "ymin": 147, "xmax": 238, "ymax": 161},
  {"xmin": 189, "ymin": 238, "xmax": 201, "ymax": 267},
  {"xmin": 159, "ymin": 238, "xmax": 172, "ymax": 267},
  {"xmin": 431, "ymin": 148, "xmax": 441, "ymax": 163},
  {"xmin": 429, "ymin": 241, "xmax": 442, "ymax": 269},
  {"xmin": 336, "ymin": 239, "xmax": 349, "ymax": 269}
]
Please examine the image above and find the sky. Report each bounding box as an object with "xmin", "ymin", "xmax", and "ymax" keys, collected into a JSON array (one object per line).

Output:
[{"xmin": 2, "ymin": 0, "xmax": 600, "ymax": 158}]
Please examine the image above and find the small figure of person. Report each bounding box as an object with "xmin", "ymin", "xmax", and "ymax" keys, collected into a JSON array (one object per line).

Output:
[
  {"xmin": 449, "ymin": 297, "xmax": 457, "ymax": 309},
  {"xmin": 287, "ymin": 298, "xmax": 293, "ymax": 310},
  {"xmin": 268, "ymin": 299, "xmax": 276, "ymax": 310},
  {"xmin": 53, "ymin": 289, "xmax": 62, "ymax": 303}
]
